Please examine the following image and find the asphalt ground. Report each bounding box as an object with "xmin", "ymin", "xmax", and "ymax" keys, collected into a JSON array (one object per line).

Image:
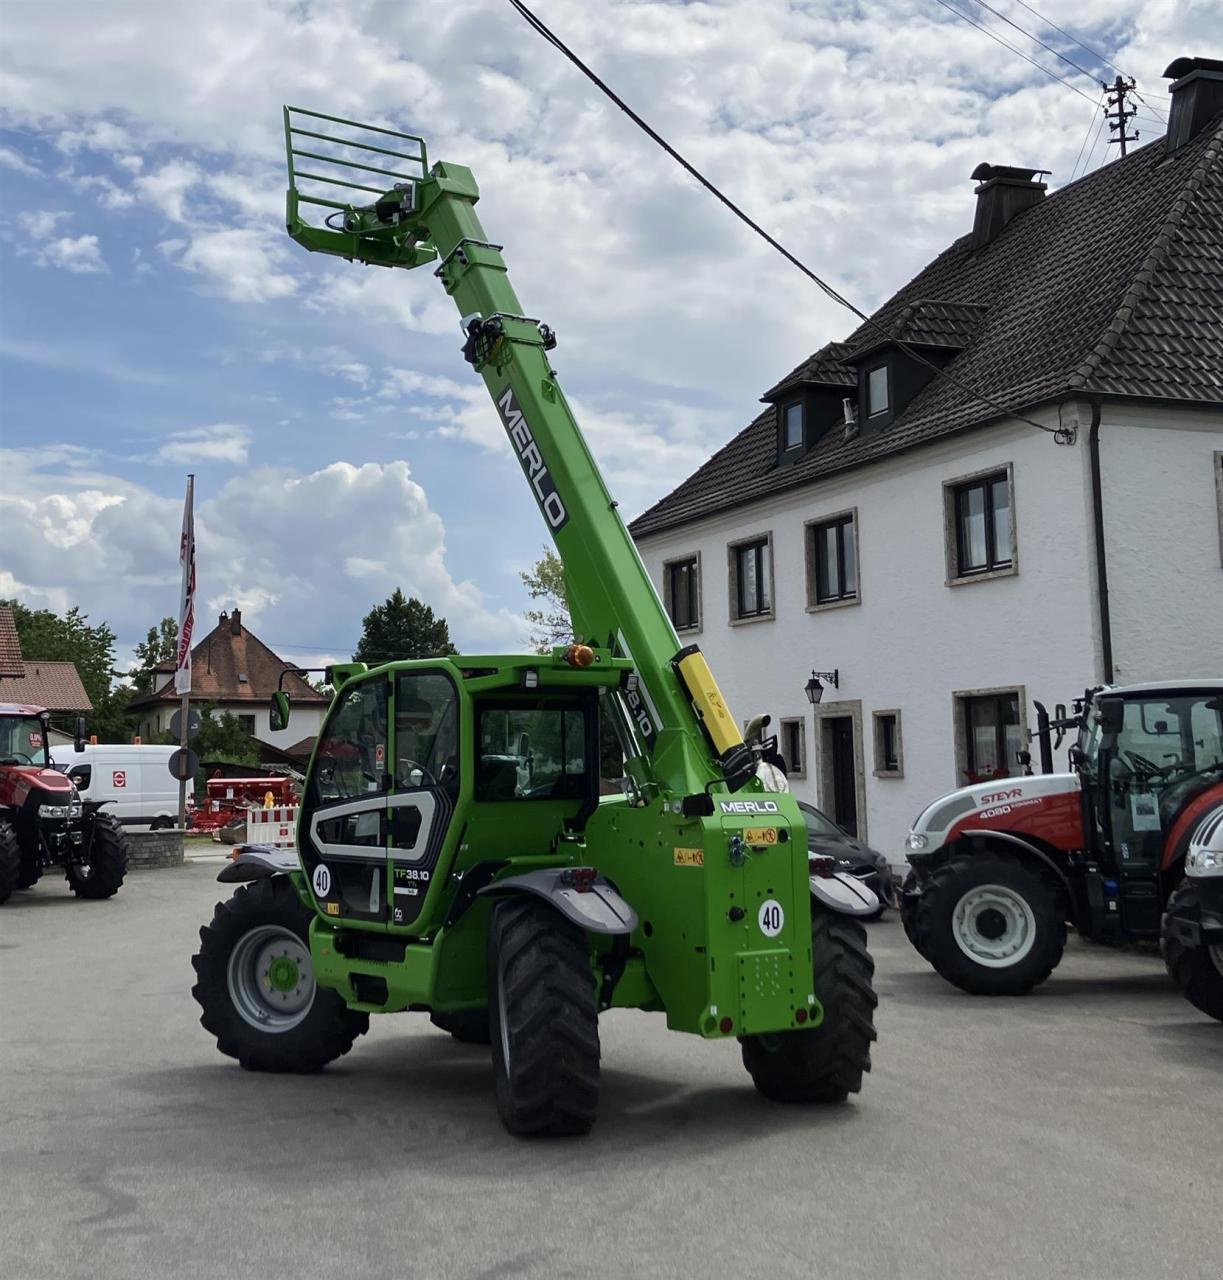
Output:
[{"xmin": 1, "ymin": 863, "xmax": 1219, "ymax": 1280}]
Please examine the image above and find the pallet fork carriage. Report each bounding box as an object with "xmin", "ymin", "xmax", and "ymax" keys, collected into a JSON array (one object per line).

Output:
[{"xmin": 191, "ymin": 107, "xmax": 877, "ymax": 1135}]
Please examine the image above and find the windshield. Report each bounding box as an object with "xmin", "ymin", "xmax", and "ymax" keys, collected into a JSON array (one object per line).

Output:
[
  {"xmin": 0, "ymin": 714, "xmax": 50, "ymax": 767},
  {"xmin": 1083, "ymin": 693, "xmax": 1223, "ymax": 779},
  {"xmin": 797, "ymin": 801, "xmax": 845, "ymax": 839}
]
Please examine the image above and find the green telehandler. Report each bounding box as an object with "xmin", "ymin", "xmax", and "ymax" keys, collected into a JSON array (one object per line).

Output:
[{"xmin": 191, "ymin": 107, "xmax": 878, "ymax": 1136}]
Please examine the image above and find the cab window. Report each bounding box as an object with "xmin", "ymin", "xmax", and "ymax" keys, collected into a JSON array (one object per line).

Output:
[
  {"xmin": 312, "ymin": 678, "xmax": 389, "ymax": 803},
  {"xmin": 394, "ymin": 671, "xmax": 460, "ymax": 797},
  {"xmin": 476, "ymin": 701, "xmax": 589, "ymax": 802}
]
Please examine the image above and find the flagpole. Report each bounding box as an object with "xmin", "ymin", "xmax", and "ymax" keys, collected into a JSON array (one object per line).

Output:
[{"xmin": 176, "ymin": 474, "xmax": 196, "ymax": 830}]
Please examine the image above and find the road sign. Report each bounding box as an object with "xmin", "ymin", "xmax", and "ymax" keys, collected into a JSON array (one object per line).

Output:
[
  {"xmin": 170, "ymin": 707, "xmax": 203, "ymax": 740},
  {"xmin": 167, "ymin": 747, "xmax": 199, "ymax": 781}
]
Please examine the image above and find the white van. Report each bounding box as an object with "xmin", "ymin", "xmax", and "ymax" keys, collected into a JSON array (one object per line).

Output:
[{"xmin": 49, "ymin": 744, "xmax": 184, "ymax": 831}]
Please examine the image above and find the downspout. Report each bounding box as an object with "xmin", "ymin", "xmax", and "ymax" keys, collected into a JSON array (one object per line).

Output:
[{"xmin": 1086, "ymin": 397, "xmax": 1114, "ymax": 682}]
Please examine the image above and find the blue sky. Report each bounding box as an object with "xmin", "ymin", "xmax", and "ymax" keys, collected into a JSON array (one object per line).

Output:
[{"xmin": 0, "ymin": 0, "xmax": 1214, "ymax": 669}]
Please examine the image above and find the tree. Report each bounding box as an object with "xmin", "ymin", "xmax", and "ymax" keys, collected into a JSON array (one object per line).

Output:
[
  {"xmin": 519, "ymin": 549, "xmax": 572, "ymax": 655},
  {"xmin": 353, "ymin": 589, "xmax": 457, "ymax": 664},
  {"xmin": 192, "ymin": 706, "xmax": 259, "ymax": 766},
  {"xmin": 3, "ymin": 599, "xmax": 133, "ymax": 742},
  {"xmin": 130, "ymin": 616, "xmax": 178, "ymax": 694}
]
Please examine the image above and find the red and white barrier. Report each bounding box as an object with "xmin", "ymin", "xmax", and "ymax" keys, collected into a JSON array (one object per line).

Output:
[{"xmin": 246, "ymin": 806, "xmax": 298, "ymax": 849}]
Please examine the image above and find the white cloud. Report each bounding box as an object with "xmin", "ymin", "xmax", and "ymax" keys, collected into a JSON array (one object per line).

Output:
[
  {"xmin": 0, "ymin": 449, "xmax": 528, "ymax": 656},
  {"xmin": 37, "ymin": 234, "xmax": 107, "ymax": 274},
  {"xmin": 176, "ymin": 228, "xmax": 298, "ymax": 302},
  {"xmin": 155, "ymin": 425, "xmax": 251, "ymax": 466},
  {"xmin": 133, "ymin": 159, "xmax": 200, "ymax": 222},
  {"xmin": 18, "ymin": 209, "xmax": 67, "ymax": 238},
  {"xmin": 0, "ymin": 145, "xmax": 40, "ymax": 176}
]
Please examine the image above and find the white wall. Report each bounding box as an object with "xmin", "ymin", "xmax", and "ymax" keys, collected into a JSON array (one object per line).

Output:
[
  {"xmin": 138, "ymin": 702, "xmax": 325, "ymax": 748},
  {"xmin": 1099, "ymin": 407, "xmax": 1223, "ymax": 681},
  {"xmin": 637, "ymin": 411, "xmax": 1105, "ymax": 867}
]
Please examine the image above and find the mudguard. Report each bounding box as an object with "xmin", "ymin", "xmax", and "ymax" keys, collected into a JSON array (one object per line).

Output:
[
  {"xmin": 811, "ymin": 870, "xmax": 880, "ymax": 917},
  {"xmin": 217, "ymin": 844, "xmax": 301, "ymax": 883},
  {"xmin": 478, "ymin": 867, "xmax": 638, "ymax": 936}
]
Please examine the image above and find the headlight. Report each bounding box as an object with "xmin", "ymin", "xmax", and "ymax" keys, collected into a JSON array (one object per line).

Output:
[
  {"xmin": 39, "ymin": 804, "xmax": 70, "ymax": 819},
  {"xmin": 906, "ymin": 832, "xmax": 928, "ymax": 851},
  {"xmin": 1187, "ymin": 844, "xmax": 1223, "ymax": 876}
]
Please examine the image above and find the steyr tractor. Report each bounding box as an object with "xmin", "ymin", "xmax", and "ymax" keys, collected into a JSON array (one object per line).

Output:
[
  {"xmin": 0, "ymin": 704, "xmax": 129, "ymax": 903},
  {"xmin": 901, "ymin": 681, "xmax": 1223, "ymax": 995},
  {"xmin": 189, "ymin": 108, "xmax": 879, "ymax": 1137},
  {"xmin": 1161, "ymin": 808, "xmax": 1223, "ymax": 1022}
]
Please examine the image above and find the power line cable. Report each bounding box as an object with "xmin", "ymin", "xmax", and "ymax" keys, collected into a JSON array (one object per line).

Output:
[
  {"xmin": 930, "ymin": 0, "xmax": 1098, "ymax": 105},
  {"xmin": 505, "ymin": 0, "xmax": 1061, "ymax": 437},
  {"xmin": 1006, "ymin": 0, "xmax": 1122, "ymax": 76},
  {"xmin": 1074, "ymin": 106, "xmax": 1108, "ymax": 180},
  {"xmin": 1070, "ymin": 94, "xmax": 1105, "ymax": 180},
  {"xmin": 967, "ymin": 0, "xmax": 1099, "ymax": 83}
]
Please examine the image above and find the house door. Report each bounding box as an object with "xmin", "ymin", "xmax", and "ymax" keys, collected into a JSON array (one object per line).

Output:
[{"xmin": 828, "ymin": 716, "xmax": 859, "ymax": 836}]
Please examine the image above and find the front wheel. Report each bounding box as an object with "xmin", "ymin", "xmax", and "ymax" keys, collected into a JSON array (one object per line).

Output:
[
  {"xmin": 899, "ymin": 869, "xmax": 930, "ymax": 959},
  {"xmin": 0, "ymin": 821, "xmax": 20, "ymax": 904},
  {"xmin": 916, "ymin": 851, "xmax": 1066, "ymax": 995},
  {"xmin": 1162, "ymin": 884, "xmax": 1223, "ymax": 1022},
  {"xmin": 741, "ymin": 908, "xmax": 878, "ymax": 1103},
  {"xmin": 489, "ymin": 896, "xmax": 600, "ymax": 1136},
  {"xmin": 67, "ymin": 812, "xmax": 128, "ymax": 899},
  {"xmin": 191, "ymin": 876, "xmax": 368, "ymax": 1071}
]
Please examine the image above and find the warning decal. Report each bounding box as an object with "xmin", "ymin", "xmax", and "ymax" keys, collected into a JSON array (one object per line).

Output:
[
  {"xmin": 112, "ymin": 770, "xmax": 127, "ymax": 789},
  {"xmin": 674, "ymin": 847, "xmax": 704, "ymax": 867}
]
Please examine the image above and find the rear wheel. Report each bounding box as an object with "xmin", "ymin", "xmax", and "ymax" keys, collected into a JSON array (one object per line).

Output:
[
  {"xmin": 916, "ymin": 851, "xmax": 1066, "ymax": 995},
  {"xmin": 191, "ymin": 876, "xmax": 368, "ymax": 1071},
  {"xmin": 1162, "ymin": 884, "xmax": 1223, "ymax": 1023},
  {"xmin": 430, "ymin": 1009, "xmax": 492, "ymax": 1045},
  {"xmin": 741, "ymin": 908, "xmax": 878, "ymax": 1103},
  {"xmin": 67, "ymin": 812, "xmax": 128, "ymax": 899},
  {"xmin": 0, "ymin": 821, "xmax": 20, "ymax": 904},
  {"xmin": 489, "ymin": 896, "xmax": 600, "ymax": 1136}
]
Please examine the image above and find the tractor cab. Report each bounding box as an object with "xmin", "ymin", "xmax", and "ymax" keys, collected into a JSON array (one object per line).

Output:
[{"xmin": 1076, "ymin": 684, "xmax": 1223, "ymax": 893}]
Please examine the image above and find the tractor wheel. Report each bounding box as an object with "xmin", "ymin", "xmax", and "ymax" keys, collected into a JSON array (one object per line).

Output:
[
  {"xmin": 15, "ymin": 851, "xmax": 41, "ymax": 890},
  {"xmin": 66, "ymin": 812, "xmax": 128, "ymax": 900},
  {"xmin": 741, "ymin": 907, "xmax": 878, "ymax": 1104},
  {"xmin": 191, "ymin": 876, "xmax": 369, "ymax": 1072},
  {"xmin": 0, "ymin": 821, "xmax": 20, "ymax": 904},
  {"xmin": 430, "ymin": 1009, "xmax": 492, "ymax": 1045},
  {"xmin": 488, "ymin": 896, "xmax": 600, "ymax": 1136},
  {"xmin": 916, "ymin": 851, "xmax": 1065, "ymax": 995},
  {"xmin": 899, "ymin": 869, "xmax": 930, "ymax": 959},
  {"xmin": 1161, "ymin": 884, "xmax": 1223, "ymax": 1023}
]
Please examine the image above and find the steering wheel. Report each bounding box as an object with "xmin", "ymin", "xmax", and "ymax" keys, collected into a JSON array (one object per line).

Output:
[
  {"xmin": 1122, "ymin": 749, "xmax": 1170, "ymax": 778},
  {"xmin": 397, "ymin": 757, "xmax": 439, "ymax": 789},
  {"xmin": 0, "ymin": 752, "xmax": 33, "ymax": 765}
]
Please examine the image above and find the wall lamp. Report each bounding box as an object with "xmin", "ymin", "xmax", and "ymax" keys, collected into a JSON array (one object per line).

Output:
[{"xmin": 804, "ymin": 669, "xmax": 840, "ymax": 706}]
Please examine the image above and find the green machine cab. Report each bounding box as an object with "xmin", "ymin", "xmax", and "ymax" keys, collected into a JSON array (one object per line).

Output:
[{"xmin": 191, "ymin": 108, "xmax": 877, "ymax": 1136}]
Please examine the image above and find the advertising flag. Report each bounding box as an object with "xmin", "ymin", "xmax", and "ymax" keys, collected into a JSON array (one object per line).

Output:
[{"xmin": 175, "ymin": 475, "xmax": 196, "ymax": 695}]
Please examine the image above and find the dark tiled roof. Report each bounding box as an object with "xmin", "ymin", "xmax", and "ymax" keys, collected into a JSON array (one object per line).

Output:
[
  {"xmin": 0, "ymin": 607, "xmax": 24, "ymax": 678},
  {"xmin": 632, "ymin": 118, "xmax": 1223, "ymax": 539},
  {"xmin": 128, "ymin": 615, "xmax": 330, "ymax": 709},
  {"xmin": 0, "ymin": 661, "xmax": 92, "ymax": 712}
]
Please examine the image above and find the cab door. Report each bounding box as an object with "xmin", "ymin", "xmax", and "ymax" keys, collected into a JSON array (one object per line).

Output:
[{"xmin": 299, "ymin": 674, "xmax": 392, "ymax": 925}]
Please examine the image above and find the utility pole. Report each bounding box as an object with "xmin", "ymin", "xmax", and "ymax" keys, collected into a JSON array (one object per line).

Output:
[{"xmin": 1103, "ymin": 75, "xmax": 1139, "ymax": 157}]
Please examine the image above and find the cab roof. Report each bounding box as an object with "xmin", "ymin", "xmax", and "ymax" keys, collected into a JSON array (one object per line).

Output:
[
  {"xmin": 0, "ymin": 703, "xmax": 48, "ymax": 717},
  {"xmin": 1106, "ymin": 679, "xmax": 1223, "ymax": 698}
]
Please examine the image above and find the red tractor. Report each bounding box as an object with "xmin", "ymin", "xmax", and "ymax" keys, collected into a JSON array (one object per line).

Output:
[
  {"xmin": 901, "ymin": 681, "xmax": 1223, "ymax": 996},
  {"xmin": 0, "ymin": 703, "xmax": 130, "ymax": 904}
]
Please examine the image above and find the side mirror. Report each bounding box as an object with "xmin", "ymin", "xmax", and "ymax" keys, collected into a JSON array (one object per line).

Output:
[
  {"xmin": 1054, "ymin": 703, "xmax": 1067, "ymax": 723},
  {"xmin": 1096, "ymin": 697, "xmax": 1123, "ymax": 746},
  {"xmin": 1068, "ymin": 745, "xmax": 1086, "ymax": 770},
  {"xmin": 74, "ymin": 716, "xmax": 87, "ymax": 753},
  {"xmin": 270, "ymin": 692, "xmax": 291, "ymax": 733}
]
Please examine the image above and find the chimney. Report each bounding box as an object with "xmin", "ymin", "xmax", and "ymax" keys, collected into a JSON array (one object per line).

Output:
[
  {"xmin": 218, "ymin": 610, "xmax": 228, "ymax": 628},
  {"xmin": 1164, "ymin": 56, "xmax": 1223, "ymax": 153},
  {"xmin": 970, "ymin": 163, "xmax": 1048, "ymax": 248},
  {"xmin": 230, "ymin": 608, "xmax": 242, "ymax": 635}
]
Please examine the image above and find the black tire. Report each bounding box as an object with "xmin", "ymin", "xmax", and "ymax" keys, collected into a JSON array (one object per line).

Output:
[
  {"xmin": 15, "ymin": 852, "xmax": 41, "ymax": 890},
  {"xmin": 430, "ymin": 1009, "xmax": 493, "ymax": 1045},
  {"xmin": 741, "ymin": 908, "xmax": 878, "ymax": 1103},
  {"xmin": 66, "ymin": 812, "xmax": 128, "ymax": 899},
  {"xmin": 191, "ymin": 876, "xmax": 369, "ymax": 1072},
  {"xmin": 150, "ymin": 816, "xmax": 174, "ymax": 831},
  {"xmin": 900, "ymin": 869, "xmax": 930, "ymax": 959},
  {"xmin": 488, "ymin": 896, "xmax": 600, "ymax": 1136},
  {"xmin": 1162, "ymin": 884, "xmax": 1223, "ymax": 1023},
  {"xmin": 916, "ymin": 851, "xmax": 1066, "ymax": 995},
  {"xmin": 0, "ymin": 821, "xmax": 19, "ymax": 904}
]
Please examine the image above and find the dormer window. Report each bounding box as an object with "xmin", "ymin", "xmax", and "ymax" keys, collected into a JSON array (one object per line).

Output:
[
  {"xmin": 782, "ymin": 401, "xmax": 803, "ymax": 450},
  {"xmin": 867, "ymin": 365, "xmax": 889, "ymax": 417}
]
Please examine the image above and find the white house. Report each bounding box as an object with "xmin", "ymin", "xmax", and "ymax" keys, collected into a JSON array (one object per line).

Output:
[
  {"xmin": 630, "ymin": 57, "xmax": 1223, "ymax": 866},
  {"xmin": 128, "ymin": 607, "xmax": 329, "ymax": 761}
]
